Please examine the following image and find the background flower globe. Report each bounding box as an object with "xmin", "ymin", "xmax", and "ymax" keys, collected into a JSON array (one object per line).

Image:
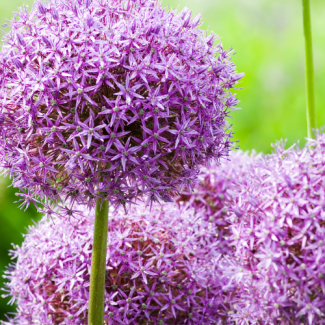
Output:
[
  {"xmin": 177, "ymin": 150, "xmax": 257, "ymax": 259},
  {"xmin": 176, "ymin": 141, "xmax": 325, "ymax": 324},
  {"xmin": 0, "ymin": 0, "xmax": 243, "ymax": 209},
  {"xmin": 224, "ymin": 133, "xmax": 325, "ymax": 325},
  {"xmin": 2, "ymin": 204, "xmax": 234, "ymax": 325}
]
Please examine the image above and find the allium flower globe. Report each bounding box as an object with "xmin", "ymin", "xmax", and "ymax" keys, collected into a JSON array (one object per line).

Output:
[
  {"xmin": 185, "ymin": 133, "xmax": 325, "ymax": 324},
  {"xmin": 176, "ymin": 151, "xmax": 269, "ymax": 324},
  {"xmin": 2, "ymin": 204, "xmax": 233, "ymax": 325},
  {"xmin": 0, "ymin": 0, "xmax": 243, "ymax": 209},
  {"xmin": 226, "ymin": 134, "xmax": 325, "ymax": 325},
  {"xmin": 178, "ymin": 150, "xmax": 256, "ymax": 258}
]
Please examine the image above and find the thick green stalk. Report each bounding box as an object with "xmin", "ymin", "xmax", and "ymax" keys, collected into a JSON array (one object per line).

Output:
[
  {"xmin": 88, "ymin": 198, "xmax": 109, "ymax": 325},
  {"xmin": 302, "ymin": 0, "xmax": 316, "ymax": 138}
]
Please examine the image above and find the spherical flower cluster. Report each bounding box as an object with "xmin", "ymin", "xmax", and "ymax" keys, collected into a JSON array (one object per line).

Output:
[
  {"xmin": 226, "ymin": 134, "xmax": 325, "ymax": 325},
  {"xmin": 178, "ymin": 150, "xmax": 257, "ymax": 258},
  {"xmin": 181, "ymin": 133, "xmax": 325, "ymax": 324},
  {"xmin": 176, "ymin": 150, "xmax": 269, "ymax": 324},
  {"xmin": 2, "ymin": 203, "xmax": 234, "ymax": 325},
  {"xmin": 0, "ymin": 0, "xmax": 243, "ymax": 209}
]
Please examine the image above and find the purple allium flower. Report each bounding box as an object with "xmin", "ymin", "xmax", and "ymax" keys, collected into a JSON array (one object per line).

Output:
[
  {"xmin": 186, "ymin": 133, "xmax": 325, "ymax": 324},
  {"xmin": 177, "ymin": 150, "xmax": 256, "ymax": 258},
  {"xmin": 2, "ymin": 203, "xmax": 232, "ymax": 325},
  {"xmin": 225, "ymin": 134, "xmax": 325, "ymax": 325},
  {"xmin": 0, "ymin": 0, "xmax": 243, "ymax": 209},
  {"xmin": 175, "ymin": 151, "xmax": 271, "ymax": 323}
]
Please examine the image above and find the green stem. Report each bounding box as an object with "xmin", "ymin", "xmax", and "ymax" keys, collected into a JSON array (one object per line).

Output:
[
  {"xmin": 302, "ymin": 0, "xmax": 316, "ymax": 138},
  {"xmin": 88, "ymin": 198, "xmax": 109, "ymax": 325}
]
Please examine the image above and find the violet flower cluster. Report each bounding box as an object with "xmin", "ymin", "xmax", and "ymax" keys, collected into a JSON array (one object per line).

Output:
[
  {"xmin": 180, "ymin": 133, "xmax": 325, "ymax": 324},
  {"xmin": 178, "ymin": 149, "xmax": 256, "ymax": 257},
  {"xmin": 2, "ymin": 203, "xmax": 238, "ymax": 325},
  {"xmin": 0, "ymin": 0, "xmax": 243, "ymax": 210},
  {"xmin": 225, "ymin": 133, "xmax": 325, "ymax": 325}
]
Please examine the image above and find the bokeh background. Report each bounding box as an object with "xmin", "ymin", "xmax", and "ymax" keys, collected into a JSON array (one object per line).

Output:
[{"xmin": 1, "ymin": 0, "xmax": 325, "ymax": 320}]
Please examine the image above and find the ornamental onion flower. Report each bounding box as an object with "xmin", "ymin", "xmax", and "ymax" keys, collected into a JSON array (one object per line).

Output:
[
  {"xmin": 2, "ymin": 203, "xmax": 233, "ymax": 325},
  {"xmin": 178, "ymin": 150, "xmax": 257, "ymax": 258},
  {"xmin": 186, "ymin": 132, "xmax": 325, "ymax": 324},
  {"xmin": 226, "ymin": 133, "xmax": 325, "ymax": 325},
  {"xmin": 0, "ymin": 0, "xmax": 243, "ymax": 209}
]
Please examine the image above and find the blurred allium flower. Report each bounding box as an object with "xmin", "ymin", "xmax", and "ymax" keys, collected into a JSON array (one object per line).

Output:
[
  {"xmin": 2, "ymin": 203, "xmax": 234, "ymax": 325},
  {"xmin": 178, "ymin": 150, "xmax": 256, "ymax": 258},
  {"xmin": 175, "ymin": 151, "xmax": 268, "ymax": 324},
  {"xmin": 0, "ymin": 0, "xmax": 243, "ymax": 209},
  {"xmin": 226, "ymin": 133, "xmax": 325, "ymax": 325},
  {"xmin": 188, "ymin": 132, "xmax": 325, "ymax": 325}
]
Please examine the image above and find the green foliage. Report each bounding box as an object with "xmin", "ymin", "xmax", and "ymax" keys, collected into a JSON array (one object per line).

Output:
[
  {"xmin": 1, "ymin": 0, "xmax": 325, "ymax": 321},
  {"xmin": 163, "ymin": 0, "xmax": 325, "ymax": 153}
]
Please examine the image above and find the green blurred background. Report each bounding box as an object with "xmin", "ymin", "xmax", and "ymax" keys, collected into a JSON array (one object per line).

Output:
[{"xmin": 1, "ymin": 0, "xmax": 325, "ymax": 321}]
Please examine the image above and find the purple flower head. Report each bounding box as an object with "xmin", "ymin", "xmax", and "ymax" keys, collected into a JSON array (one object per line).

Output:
[
  {"xmin": 2, "ymin": 203, "xmax": 229, "ymax": 324},
  {"xmin": 222, "ymin": 132, "xmax": 325, "ymax": 324},
  {"xmin": 0, "ymin": 0, "xmax": 243, "ymax": 210},
  {"xmin": 176, "ymin": 140, "xmax": 325, "ymax": 324},
  {"xmin": 177, "ymin": 150, "xmax": 256, "ymax": 257}
]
